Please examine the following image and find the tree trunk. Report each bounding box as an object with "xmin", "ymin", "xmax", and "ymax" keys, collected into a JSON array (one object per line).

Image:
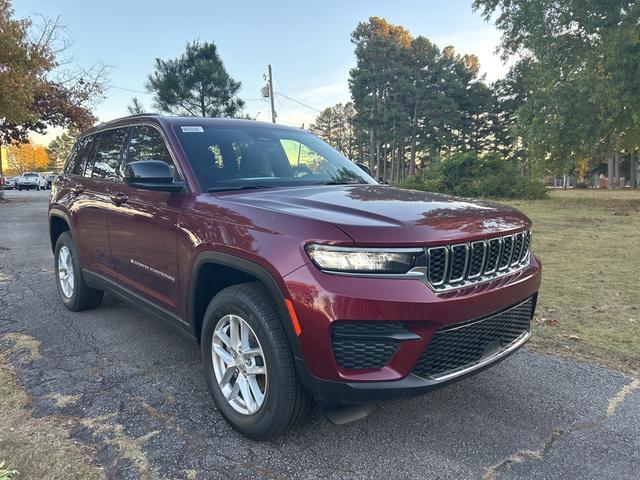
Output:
[
  {"xmin": 0, "ymin": 138, "xmax": 4, "ymax": 200},
  {"xmin": 607, "ymin": 155, "xmax": 614, "ymax": 189},
  {"xmin": 409, "ymin": 100, "xmax": 418, "ymax": 177},
  {"xmin": 630, "ymin": 150, "xmax": 637, "ymax": 189},
  {"xmin": 375, "ymin": 141, "xmax": 381, "ymax": 181},
  {"xmin": 614, "ymin": 153, "xmax": 621, "ymax": 188}
]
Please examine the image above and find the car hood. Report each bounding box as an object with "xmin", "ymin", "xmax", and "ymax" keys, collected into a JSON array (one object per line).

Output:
[{"xmin": 217, "ymin": 184, "xmax": 531, "ymax": 245}]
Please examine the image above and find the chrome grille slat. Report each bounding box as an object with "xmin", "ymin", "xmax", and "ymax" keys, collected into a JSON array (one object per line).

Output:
[
  {"xmin": 449, "ymin": 244, "xmax": 469, "ymax": 283},
  {"xmin": 426, "ymin": 230, "xmax": 531, "ymax": 292},
  {"xmin": 467, "ymin": 241, "xmax": 486, "ymax": 279},
  {"xmin": 511, "ymin": 232, "xmax": 524, "ymax": 267}
]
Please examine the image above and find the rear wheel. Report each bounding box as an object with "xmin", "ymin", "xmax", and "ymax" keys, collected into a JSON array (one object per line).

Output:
[
  {"xmin": 201, "ymin": 283, "xmax": 311, "ymax": 440},
  {"xmin": 54, "ymin": 232, "xmax": 103, "ymax": 311}
]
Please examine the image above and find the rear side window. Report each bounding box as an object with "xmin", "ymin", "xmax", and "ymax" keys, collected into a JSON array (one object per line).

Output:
[
  {"xmin": 65, "ymin": 135, "xmax": 94, "ymax": 175},
  {"xmin": 92, "ymin": 128, "xmax": 129, "ymax": 181},
  {"xmin": 122, "ymin": 126, "xmax": 176, "ymax": 177}
]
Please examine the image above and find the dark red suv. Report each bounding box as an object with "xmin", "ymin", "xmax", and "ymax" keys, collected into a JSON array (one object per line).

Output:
[{"xmin": 49, "ymin": 115, "xmax": 541, "ymax": 439}]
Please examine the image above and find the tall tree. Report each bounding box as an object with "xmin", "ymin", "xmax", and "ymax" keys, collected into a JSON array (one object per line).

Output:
[
  {"xmin": 146, "ymin": 40, "xmax": 245, "ymax": 117},
  {"xmin": 473, "ymin": 0, "xmax": 640, "ymax": 186},
  {"xmin": 348, "ymin": 17, "xmax": 497, "ymax": 183},
  {"xmin": 0, "ymin": 0, "xmax": 106, "ymax": 198},
  {"xmin": 127, "ymin": 97, "xmax": 145, "ymax": 115},
  {"xmin": 47, "ymin": 130, "xmax": 78, "ymax": 171},
  {"xmin": 7, "ymin": 142, "xmax": 48, "ymax": 173},
  {"xmin": 310, "ymin": 102, "xmax": 358, "ymax": 159}
]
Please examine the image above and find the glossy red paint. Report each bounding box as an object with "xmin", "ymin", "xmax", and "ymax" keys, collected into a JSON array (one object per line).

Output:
[{"xmin": 49, "ymin": 115, "xmax": 542, "ymax": 403}]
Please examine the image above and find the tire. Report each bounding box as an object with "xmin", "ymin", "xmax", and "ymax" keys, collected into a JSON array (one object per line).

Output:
[
  {"xmin": 54, "ymin": 231, "xmax": 104, "ymax": 311},
  {"xmin": 201, "ymin": 282, "xmax": 311, "ymax": 440}
]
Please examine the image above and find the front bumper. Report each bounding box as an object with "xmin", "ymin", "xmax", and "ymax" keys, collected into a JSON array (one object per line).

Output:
[
  {"xmin": 284, "ymin": 254, "xmax": 541, "ymax": 403},
  {"xmin": 297, "ymin": 328, "xmax": 530, "ymax": 405}
]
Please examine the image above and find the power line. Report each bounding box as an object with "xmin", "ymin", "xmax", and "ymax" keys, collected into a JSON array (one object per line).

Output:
[
  {"xmin": 275, "ymin": 91, "xmax": 322, "ymax": 113},
  {"xmin": 108, "ymin": 85, "xmax": 147, "ymax": 94}
]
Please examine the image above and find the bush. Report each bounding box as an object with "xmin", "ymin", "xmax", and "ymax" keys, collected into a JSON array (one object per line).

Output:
[{"xmin": 399, "ymin": 152, "xmax": 547, "ymax": 200}]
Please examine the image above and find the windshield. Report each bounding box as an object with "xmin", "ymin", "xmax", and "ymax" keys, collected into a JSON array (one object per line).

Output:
[{"xmin": 174, "ymin": 124, "xmax": 375, "ymax": 191}]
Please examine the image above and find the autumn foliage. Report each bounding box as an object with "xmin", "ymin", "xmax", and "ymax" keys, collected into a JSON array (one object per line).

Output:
[{"xmin": 7, "ymin": 142, "xmax": 49, "ymax": 174}]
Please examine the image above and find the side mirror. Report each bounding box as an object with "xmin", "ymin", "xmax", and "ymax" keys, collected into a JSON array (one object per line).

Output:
[
  {"xmin": 356, "ymin": 163, "xmax": 372, "ymax": 176},
  {"xmin": 125, "ymin": 160, "xmax": 185, "ymax": 192}
]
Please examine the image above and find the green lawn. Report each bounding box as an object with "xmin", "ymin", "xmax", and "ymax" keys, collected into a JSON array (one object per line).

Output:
[{"xmin": 505, "ymin": 189, "xmax": 640, "ymax": 373}]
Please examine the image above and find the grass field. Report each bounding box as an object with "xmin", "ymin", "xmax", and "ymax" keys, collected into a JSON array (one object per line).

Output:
[{"xmin": 506, "ymin": 189, "xmax": 640, "ymax": 374}]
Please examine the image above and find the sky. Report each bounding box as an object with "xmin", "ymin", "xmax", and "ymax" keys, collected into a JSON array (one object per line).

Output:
[{"xmin": 13, "ymin": 0, "xmax": 507, "ymax": 142}]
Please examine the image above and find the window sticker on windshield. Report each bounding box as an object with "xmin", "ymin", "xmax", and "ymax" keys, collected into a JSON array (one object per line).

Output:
[{"xmin": 181, "ymin": 126, "xmax": 204, "ymax": 133}]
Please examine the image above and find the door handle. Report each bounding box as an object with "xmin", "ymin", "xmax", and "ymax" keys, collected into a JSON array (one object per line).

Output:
[
  {"xmin": 110, "ymin": 193, "xmax": 128, "ymax": 206},
  {"xmin": 71, "ymin": 185, "xmax": 84, "ymax": 195}
]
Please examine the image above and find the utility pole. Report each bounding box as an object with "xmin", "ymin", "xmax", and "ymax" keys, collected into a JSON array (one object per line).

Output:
[{"xmin": 268, "ymin": 65, "xmax": 276, "ymax": 123}]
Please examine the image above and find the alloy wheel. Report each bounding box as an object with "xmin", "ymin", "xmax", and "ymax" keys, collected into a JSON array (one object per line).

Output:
[
  {"xmin": 211, "ymin": 314, "xmax": 267, "ymax": 415},
  {"xmin": 57, "ymin": 245, "xmax": 74, "ymax": 298}
]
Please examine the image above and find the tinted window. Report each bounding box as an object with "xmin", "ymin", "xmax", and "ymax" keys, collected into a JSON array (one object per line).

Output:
[
  {"xmin": 92, "ymin": 128, "xmax": 128, "ymax": 180},
  {"xmin": 65, "ymin": 135, "xmax": 94, "ymax": 175},
  {"xmin": 174, "ymin": 125, "xmax": 374, "ymax": 191},
  {"xmin": 122, "ymin": 126, "xmax": 176, "ymax": 177}
]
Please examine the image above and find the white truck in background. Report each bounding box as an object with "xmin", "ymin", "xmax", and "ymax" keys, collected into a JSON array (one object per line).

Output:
[{"xmin": 15, "ymin": 172, "xmax": 46, "ymax": 191}]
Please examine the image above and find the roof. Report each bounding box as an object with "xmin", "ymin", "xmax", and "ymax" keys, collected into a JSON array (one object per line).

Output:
[{"xmin": 84, "ymin": 115, "xmax": 303, "ymax": 135}]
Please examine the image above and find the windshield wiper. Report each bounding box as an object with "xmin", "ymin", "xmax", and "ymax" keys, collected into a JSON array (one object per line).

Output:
[
  {"xmin": 206, "ymin": 185, "xmax": 275, "ymax": 193},
  {"xmin": 321, "ymin": 180, "xmax": 368, "ymax": 185}
]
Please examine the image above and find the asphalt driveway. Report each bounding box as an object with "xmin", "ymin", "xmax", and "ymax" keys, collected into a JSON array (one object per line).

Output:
[{"xmin": 0, "ymin": 190, "xmax": 638, "ymax": 480}]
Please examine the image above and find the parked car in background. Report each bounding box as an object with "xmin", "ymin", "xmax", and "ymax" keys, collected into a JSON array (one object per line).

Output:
[
  {"xmin": 5, "ymin": 177, "xmax": 18, "ymax": 189},
  {"xmin": 45, "ymin": 174, "xmax": 56, "ymax": 189},
  {"xmin": 16, "ymin": 172, "xmax": 44, "ymax": 190},
  {"xmin": 49, "ymin": 115, "xmax": 541, "ymax": 440}
]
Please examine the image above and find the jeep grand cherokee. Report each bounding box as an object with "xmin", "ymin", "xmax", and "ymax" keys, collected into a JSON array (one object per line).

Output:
[{"xmin": 49, "ymin": 116, "xmax": 541, "ymax": 440}]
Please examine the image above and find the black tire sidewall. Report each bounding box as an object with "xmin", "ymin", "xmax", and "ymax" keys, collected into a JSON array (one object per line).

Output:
[
  {"xmin": 54, "ymin": 232, "xmax": 82, "ymax": 310},
  {"xmin": 201, "ymin": 287, "xmax": 291, "ymax": 438}
]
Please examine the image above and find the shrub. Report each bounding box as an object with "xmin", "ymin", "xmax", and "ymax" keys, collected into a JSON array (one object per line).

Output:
[{"xmin": 399, "ymin": 152, "xmax": 547, "ymax": 200}]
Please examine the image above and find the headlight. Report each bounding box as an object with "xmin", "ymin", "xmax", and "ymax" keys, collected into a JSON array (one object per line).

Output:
[{"xmin": 305, "ymin": 244, "xmax": 425, "ymax": 274}]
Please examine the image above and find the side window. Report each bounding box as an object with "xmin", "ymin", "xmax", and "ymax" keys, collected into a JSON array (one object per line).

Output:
[
  {"xmin": 83, "ymin": 133, "xmax": 100, "ymax": 178},
  {"xmin": 122, "ymin": 126, "xmax": 177, "ymax": 178},
  {"xmin": 92, "ymin": 128, "xmax": 128, "ymax": 181},
  {"xmin": 65, "ymin": 135, "xmax": 94, "ymax": 175}
]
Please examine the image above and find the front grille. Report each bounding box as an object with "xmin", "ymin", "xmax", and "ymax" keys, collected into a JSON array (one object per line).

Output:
[
  {"xmin": 331, "ymin": 322, "xmax": 409, "ymax": 369},
  {"xmin": 412, "ymin": 297, "xmax": 534, "ymax": 380},
  {"xmin": 427, "ymin": 230, "xmax": 531, "ymax": 291}
]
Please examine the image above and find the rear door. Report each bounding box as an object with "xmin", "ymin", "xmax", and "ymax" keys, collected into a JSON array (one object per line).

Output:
[
  {"xmin": 106, "ymin": 125, "xmax": 186, "ymax": 315},
  {"xmin": 73, "ymin": 127, "xmax": 129, "ymax": 278},
  {"xmin": 61, "ymin": 133, "xmax": 104, "ymax": 273}
]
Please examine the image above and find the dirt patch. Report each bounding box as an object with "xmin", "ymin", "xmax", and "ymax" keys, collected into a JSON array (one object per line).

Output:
[
  {"xmin": 0, "ymin": 353, "xmax": 104, "ymax": 480},
  {"xmin": 79, "ymin": 414, "xmax": 160, "ymax": 480}
]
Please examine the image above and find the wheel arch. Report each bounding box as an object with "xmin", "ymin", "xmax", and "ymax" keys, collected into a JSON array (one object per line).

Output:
[
  {"xmin": 49, "ymin": 209, "xmax": 74, "ymax": 252},
  {"xmin": 188, "ymin": 252, "xmax": 304, "ymax": 360}
]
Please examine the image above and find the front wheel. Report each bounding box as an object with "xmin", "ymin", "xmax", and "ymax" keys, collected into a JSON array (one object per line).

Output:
[
  {"xmin": 201, "ymin": 283, "xmax": 311, "ymax": 440},
  {"xmin": 54, "ymin": 232, "xmax": 104, "ymax": 311}
]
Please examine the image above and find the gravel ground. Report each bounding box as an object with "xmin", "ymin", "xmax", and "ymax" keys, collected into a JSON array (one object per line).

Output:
[{"xmin": 1, "ymin": 189, "xmax": 638, "ymax": 480}]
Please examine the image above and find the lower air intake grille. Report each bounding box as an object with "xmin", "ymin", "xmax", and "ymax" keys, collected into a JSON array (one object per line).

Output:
[
  {"xmin": 412, "ymin": 297, "xmax": 534, "ymax": 379},
  {"xmin": 331, "ymin": 322, "xmax": 406, "ymax": 369}
]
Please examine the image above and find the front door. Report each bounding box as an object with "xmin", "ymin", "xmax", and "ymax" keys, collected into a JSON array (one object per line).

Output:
[{"xmin": 106, "ymin": 125, "xmax": 186, "ymax": 315}]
